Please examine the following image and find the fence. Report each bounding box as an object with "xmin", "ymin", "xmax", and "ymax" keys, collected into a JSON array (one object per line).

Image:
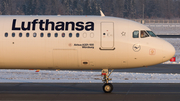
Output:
[{"xmin": 132, "ymin": 19, "xmax": 180, "ymax": 23}]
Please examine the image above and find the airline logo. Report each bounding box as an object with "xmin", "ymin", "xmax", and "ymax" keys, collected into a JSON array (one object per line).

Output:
[
  {"xmin": 133, "ymin": 44, "xmax": 141, "ymax": 52},
  {"xmin": 12, "ymin": 19, "xmax": 94, "ymax": 31}
]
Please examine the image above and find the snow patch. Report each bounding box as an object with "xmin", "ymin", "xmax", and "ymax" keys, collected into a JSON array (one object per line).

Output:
[{"xmin": 0, "ymin": 70, "xmax": 180, "ymax": 83}]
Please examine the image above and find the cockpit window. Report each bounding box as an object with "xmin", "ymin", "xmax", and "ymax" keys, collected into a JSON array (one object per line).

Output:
[
  {"xmin": 133, "ymin": 31, "xmax": 139, "ymax": 38},
  {"xmin": 147, "ymin": 31, "xmax": 157, "ymax": 37},
  {"xmin": 140, "ymin": 31, "xmax": 149, "ymax": 38}
]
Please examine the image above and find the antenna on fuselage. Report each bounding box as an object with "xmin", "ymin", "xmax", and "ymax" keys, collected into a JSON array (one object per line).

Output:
[{"xmin": 100, "ymin": 10, "xmax": 105, "ymax": 17}]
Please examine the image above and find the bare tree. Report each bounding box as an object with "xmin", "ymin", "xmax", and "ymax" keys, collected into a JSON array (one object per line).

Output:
[{"xmin": 0, "ymin": 0, "xmax": 179, "ymax": 19}]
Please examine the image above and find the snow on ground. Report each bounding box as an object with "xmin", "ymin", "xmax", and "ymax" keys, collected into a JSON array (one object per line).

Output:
[{"xmin": 1, "ymin": 69, "xmax": 180, "ymax": 83}]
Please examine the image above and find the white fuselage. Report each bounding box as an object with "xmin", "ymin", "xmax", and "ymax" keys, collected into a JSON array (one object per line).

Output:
[{"xmin": 0, "ymin": 15, "xmax": 175, "ymax": 70}]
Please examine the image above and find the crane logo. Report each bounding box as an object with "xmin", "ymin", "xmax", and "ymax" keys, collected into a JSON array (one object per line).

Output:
[{"xmin": 133, "ymin": 44, "xmax": 141, "ymax": 52}]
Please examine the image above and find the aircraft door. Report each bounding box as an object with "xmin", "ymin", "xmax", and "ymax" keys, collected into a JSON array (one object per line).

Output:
[{"xmin": 100, "ymin": 22, "xmax": 115, "ymax": 50}]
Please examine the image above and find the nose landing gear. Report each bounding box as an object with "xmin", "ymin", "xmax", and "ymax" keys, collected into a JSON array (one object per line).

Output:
[{"xmin": 102, "ymin": 69, "xmax": 114, "ymax": 93}]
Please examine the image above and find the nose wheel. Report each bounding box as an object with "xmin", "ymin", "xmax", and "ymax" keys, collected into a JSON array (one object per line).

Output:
[
  {"xmin": 103, "ymin": 83, "xmax": 113, "ymax": 93},
  {"xmin": 101, "ymin": 69, "xmax": 114, "ymax": 93}
]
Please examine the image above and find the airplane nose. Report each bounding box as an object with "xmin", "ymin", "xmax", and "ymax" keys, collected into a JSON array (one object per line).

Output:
[{"xmin": 162, "ymin": 42, "xmax": 175, "ymax": 62}]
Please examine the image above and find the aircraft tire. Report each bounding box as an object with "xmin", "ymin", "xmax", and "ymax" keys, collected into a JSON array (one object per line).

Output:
[{"xmin": 103, "ymin": 83, "xmax": 113, "ymax": 93}]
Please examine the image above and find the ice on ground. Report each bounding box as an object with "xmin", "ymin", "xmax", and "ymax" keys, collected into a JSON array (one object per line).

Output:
[{"xmin": 1, "ymin": 69, "xmax": 180, "ymax": 83}]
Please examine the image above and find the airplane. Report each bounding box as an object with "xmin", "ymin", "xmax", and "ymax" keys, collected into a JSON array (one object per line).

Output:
[{"xmin": 0, "ymin": 11, "xmax": 175, "ymax": 93}]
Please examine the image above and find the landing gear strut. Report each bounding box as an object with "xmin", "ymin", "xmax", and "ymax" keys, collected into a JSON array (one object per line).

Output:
[{"xmin": 102, "ymin": 69, "xmax": 114, "ymax": 93}]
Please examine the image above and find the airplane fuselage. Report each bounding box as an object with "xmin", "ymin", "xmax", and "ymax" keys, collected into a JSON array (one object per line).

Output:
[{"xmin": 0, "ymin": 15, "xmax": 175, "ymax": 70}]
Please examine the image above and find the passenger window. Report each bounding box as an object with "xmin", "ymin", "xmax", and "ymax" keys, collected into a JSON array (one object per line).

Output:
[
  {"xmin": 90, "ymin": 33, "xmax": 94, "ymax": 38},
  {"xmin": 55, "ymin": 33, "xmax": 58, "ymax": 37},
  {"xmin": 140, "ymin": 31, "xmax": 149, "ymax": 38},
  {"xmin": 69, "ymin": 33, "xmax": 72, "ymax": 38},
  {"xmin": 5, "ymin": 33, "xmax": 8, "ymax": 37},
  {"xmin": 83, "ymin": 33, "xmax": 87, "ymax": 38},
  {"xmin": 40, "ymin": 33, "xmax": 44, "ymax": 37},
  {"xmin": 76, "ymin": 33, "xmax": 79, "ymax": 38},
  {"xmin": 19, "ymin": 33, "xmax": 22, "ymax": 37},
  {"xmin": 62, "ymin": 33, "xmax": 65, "ymax": 37},
  {"xmin": 26, "ymin": 33, "xmax": 29, "ymax": 37},
  {"xmin": 12, "ymin": 33, "xmax": 15, "ymax": 37},
  {"xmin": 33, "ymin": 33, "xmax": 37, "ymax": 37},
  {"xmin": 47, "ymin": 33, "xmax": 51, "ymax": 37},
  {"xmin": 133, "ymin": 31, "xmax": 139, "ymax": 38}
]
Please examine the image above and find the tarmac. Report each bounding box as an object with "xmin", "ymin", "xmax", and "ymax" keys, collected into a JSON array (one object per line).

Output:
[
  {"xmin": 0, "ymin": 83, "xmax": 180, "ymax": 101},
  {"xmin": 115, "ymin": 64, "xmax": 180, "ymax": 74}
]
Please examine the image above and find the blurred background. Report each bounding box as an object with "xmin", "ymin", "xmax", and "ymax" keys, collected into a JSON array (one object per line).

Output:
[{"xmin": 0, "ymin": 0, "xmax": 179, "ymax": 19}]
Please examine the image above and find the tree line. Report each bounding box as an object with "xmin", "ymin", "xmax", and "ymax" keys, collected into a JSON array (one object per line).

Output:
[{"xmin": 0, "ymin": 0, "xmax": 180, "ymax": 19}]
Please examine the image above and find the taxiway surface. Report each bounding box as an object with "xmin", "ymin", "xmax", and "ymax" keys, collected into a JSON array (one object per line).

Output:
[
  {"xmin": 0, "ymin": 83, "xmax": 180, "ymax": 101},
  {"xmin": 115, "ymin": 64, "xmax": 180, "ymax": 73}
]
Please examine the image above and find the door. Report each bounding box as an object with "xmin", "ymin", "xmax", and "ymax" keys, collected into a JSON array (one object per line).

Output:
[{"xmin": 100, "ymin": 22, "xmax": 115, "ymax": 50}]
